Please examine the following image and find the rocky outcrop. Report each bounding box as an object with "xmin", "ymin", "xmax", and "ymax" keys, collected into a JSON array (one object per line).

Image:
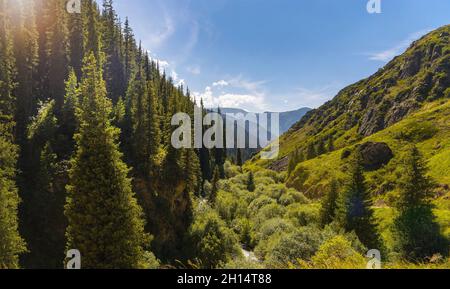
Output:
[{"xmin": 358, "ymin": 142, "xmax": 393, "ymax": 170}]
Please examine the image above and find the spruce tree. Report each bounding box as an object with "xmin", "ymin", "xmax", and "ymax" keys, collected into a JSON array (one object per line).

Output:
[
  {"xmin": 23, "ymin": 100, "xmax": 65, "ymax": 269},
  {"xmin": 209, "ymin": 166, "xmax": 220, "ymax": 203},
  {"xmin": 393, "ymin": 146, "xmax": 448, "ymax": 261},
  {"xmin": 0, "ymin": 0, "xmax": 27, "ymax": 268},
  {"xmin": 83, "ymin": 0, "xmax": 103, "ymax": 64},
  {"xmin": 123, "ymin": 18, "xmax": 136, "ymax": 84},
  {"xmin": 11, "ymin": 0, "xmax": 39, "ymax": 145},
  {"xmin": 58, "ymin": 69, "xmax": 80, "ymax": 157},
  {"xmin": 336, "ymin": 152, "xmax": 382, "ymax": 250},
  {"xmin": 44, "ymin": 0, "xmax": 69, "ymax": 111},
  {"xmin": 65, "ymin": 53, "xmax": 153, "ymax": 269},
  {"xmin": 287, "ymin": 149, "xmax": 300, "ymax": 176},
  {"xmin": 214, "ymin": 107, "xmax": 226, "ymax": 178},
  {"xmin": 129, "ymin": 67, "xmax": 150, "ymax": 172},
  {"xmin": 101, "ymin": 0, "xmax": 125, "ymax": 102},
  {"xmin": 68, "ymin": 3, "xmax": 83, "ymax": 79},
  {"xmin": 319, "ymin": 179, "xmax": 339, "ymax": 227},
  {"xmin": 306, "ymin": 142, "xmax": 316, "ymax": 160},
  {"xmin": 198, "ymin": 99, "xmax": 212, "ymax": 181},
  {"xmin": 236, "ymin": 148, "xmax": 243, "ymax": 167},
  {"xmin": 146, "ymin": 81, "xmax": 161, "ymax": 176},
  {"xmin": 0, "ymin": 129, "xmax": 26, "ymax": 269},
  {"xmin": 247, "ymin": 171, "xmax": 256, "ymax": 192}
]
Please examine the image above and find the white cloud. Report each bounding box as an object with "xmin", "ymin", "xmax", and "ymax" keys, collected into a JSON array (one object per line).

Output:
[
  {"xmin": 193, "ymin": 76, "xmax": 269, "ymax": 111},
  {"xmin": 170, "ymin": 70, "xmax": 185, "ymax": 86},
  {"xmin": 212, "ymin": 80, "xmax": 229, "ymax": 87},
  {"xmin": 193, "ymin": 88, "xmax": 266, "ymax": 111},
  {"xmin": 147, "ymin": 51, "xmax": 170, "ymax": 72},
  {"xmin": 366, "ymin": 29, "xmax": 432, "ymax": 62}
]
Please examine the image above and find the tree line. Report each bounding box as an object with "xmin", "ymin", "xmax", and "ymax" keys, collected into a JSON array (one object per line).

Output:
[{"xmin": 0, "ymin": 0, "xmax": 226, "ymax": 268}]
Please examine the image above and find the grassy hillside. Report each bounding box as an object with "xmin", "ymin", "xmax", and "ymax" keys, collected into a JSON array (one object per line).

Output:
[{"xmin": 282, "ymin": 99, "xmax": 450, "ymax": 196}]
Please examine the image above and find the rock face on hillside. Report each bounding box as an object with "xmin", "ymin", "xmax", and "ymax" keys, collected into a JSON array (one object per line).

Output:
[{"xmin": 358, "ymin": 142, "xmax": 393, "ymax": 170}]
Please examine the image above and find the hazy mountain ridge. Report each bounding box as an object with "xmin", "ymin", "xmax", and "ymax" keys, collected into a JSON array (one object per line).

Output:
[{"xmin": 213, "ymin": 107, "xmax": 311, "ymax": 135}]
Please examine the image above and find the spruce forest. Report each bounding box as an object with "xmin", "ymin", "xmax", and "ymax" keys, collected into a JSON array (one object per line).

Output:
[{"xmin": 0, "ymin": 0, "xmax": 449, "ymax": 269}]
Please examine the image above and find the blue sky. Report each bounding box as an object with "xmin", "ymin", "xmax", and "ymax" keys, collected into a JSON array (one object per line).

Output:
[{"xmin": 112, "ymin": 0, "xmax": 450, "ymax": 112}]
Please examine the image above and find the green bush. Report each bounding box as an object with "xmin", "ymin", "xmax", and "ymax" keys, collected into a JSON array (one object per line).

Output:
[
  {"xmin": 280, "ymin": 190, "xmax": 310, "ymax": 206},
  {"xmin": 255, "ymin": 218, "xmax": 295, "ymax": 243},
  {"xmin": 255, "ymin": 203, "xmax": 286, "ymax": 226},
  {"xmin": 248, "ymin": 195, "xmax": 276, "ymax": 215},
  {"xmin": 308, "ymin": 235, "xmax": 366, "ymax": 269},
  {"xmin": 264, "ymin": 226, "xmax": 324, "ymax": 268},
  {"xmin": 187, "ymin": 207, "xmax": 240, "ymax": 268},
  {"xmin": 285, "ymin": 203, "xmax": 320, "ymax": 227}
]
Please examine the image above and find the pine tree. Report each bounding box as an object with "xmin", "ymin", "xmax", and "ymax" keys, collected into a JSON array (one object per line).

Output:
[
  {"xmin": 393, "ymin": 146, "xmax": 448, "ymax": 261},
  {"xmin": 0, "ymin": 0, "xmax": 26, "ymax": 268},
  {"xmin": 288, "ymin": 149, "xmax": 300, "ymax": 176},
  {"xmin": 214, "ymin": 107, "xmax": 226, "ymax": 178},
  {"xmin": 129, "ymin": 67, "xmax": 150, "ymax": 172},
  {"xmin": 83, "ymin": 0, "xmax": 102, "ymax": 65},
  {"xmin": 101, "ymin": 0, "xmax": 125, "ymax": 102},
  {"xmin": 306, "ymin": 142, "xmax": 316, "ymax": 160},
  {"xmin": 58, "ymin": 69, "xmax": 80, "ymax": 157},
  {"xmin": 43, "ymin": 0, "xmax": 69, "ymax": 111},
  {"xmin": 123, "ymin": 18, "xmax": 136, "ymax": 84},
  {"xmin": 247, "ymin": 171, "xmax": 256, "ymax": 192},
  {"xmin": 65, "ymin": 53, "xmax": 153, "ymax": 268},
  {"xmin": 68, "ymin": 3, "xmax": 83, "ymax": 79},
  {"xmin": 319, "ymin": 179, "xmax": 339, "ymax": 227},
  {"xmin": 336, "ymin": 152, "xmax": 382, "ymax": 250},
  {"xmin": 236, "ymin": 148, "xmax": 243, "ymax": 167},
  {"xmin": 199, "ymin": 99, "xmax": 212, "ymax": 181},
  {"xmin": 146, "ymin": 81, "xmax": 161, "ymax": 175},
  {"xmin": 22, "ymin": 100, "xmax": 65, "ymax": 269},
  {"xmin": 0, "ymin": 130, "xmax": 26, "ymax": 269},
  {"xmin": 183, "ymin": 148, "xmax": 201, "ymax": 194},
  {"xmin": 209, "ymin": 166, "xmax": 220, "ymax": 203},
  {"xmin": 11, "ymin": 0, "xmax": 39, "ymax": 145}
]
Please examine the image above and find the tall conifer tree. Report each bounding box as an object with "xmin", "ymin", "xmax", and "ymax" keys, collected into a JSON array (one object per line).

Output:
[
  {"xmin": 0, "ymin": 0, "xmax": 26, "ymax": 268},
  {"xmin": 393, "ymin": 146, "xmax": 448, "ymax": 261},
  {"xmin": 336, "ymin": 153, "xmax": 382, "ymax": 250},
  {"xmin": 65, "ymin": 53, "xmax": 153, "ymax": 269}
]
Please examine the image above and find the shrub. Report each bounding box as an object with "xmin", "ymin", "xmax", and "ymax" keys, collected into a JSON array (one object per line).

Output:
[
  {"xmin": 285, "ymin": 203, "xmax": 320, "ymax": 227},
  {"xmin": 256, "ymin": 218, "xmax": 295, "ymax": 243},
  {"xmin": 187, "ymin": 209, "xmax": 240, "ymax": 268},
  {"xmin": 255, "ymin": 203, "xmax": 286, "ymax": 226},
  {"xmin": 309, "ymin": 236, "xmax": 366, "ymax": 269},
  {"xmin": 224, "ymin": 161, "xmax": 241, "ymax": 178},
  {"xmin": 232, "ymin": 217, "xmax": 256, "ymax": 249},
  {"xmin": 215, "ymin": 191, "xmax": 242, "ymax": 223},
  {"xmin": 257, "ymin": 184, "xmax": 287, "ymax": 201},
  {"xmin": 248, "ymin": 195, "xmax": 276, "ymax": 215},
  {"xmin": 282, "ymin": 189, "xmax": 310, "ymax": 206},
  {"xmin": 264, "ymin": 226, "xmax": 324, "ymax": 268}
]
